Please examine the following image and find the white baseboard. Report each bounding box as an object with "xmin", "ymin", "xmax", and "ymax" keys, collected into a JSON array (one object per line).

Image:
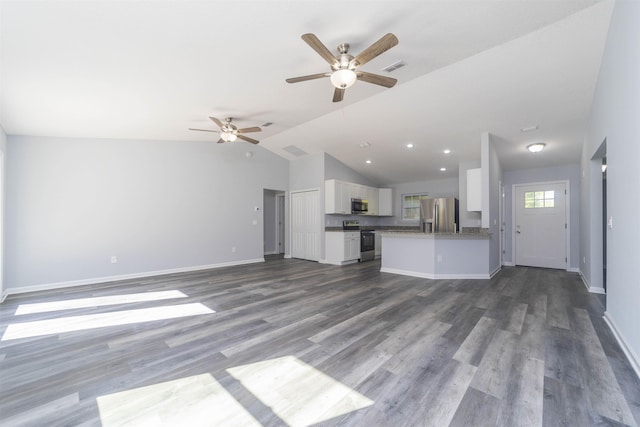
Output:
[
  {"xmin": 264, "ymin": 251, "xmax": 278, "ymax": 256},
  {"xmin": 1, "ymin": 290, "xmax": 8, "ymax": 303},
  {"xmin": 604, "ymin": 312, "xmax": 640, "ymax": 381},
  {"xmin": 502, "ymin": 261, "xmax": 515, "ymax": 267},
  {"xmin": 579, "ymin": 270, "xmax": 606, "ymax": 294},
  {"xmin": 490, "ymin": 266, "xmax": 501, "ymax": 278},
  {"xmin": 567, "ymin": 267, "xmax": 580, "ymax": 273},
  {"xmin": 380, "ymin": 267, "xmax": 490, "ymax": 280},
  {"xmin": 3, "ymin": 258, "xmax": 265, "ymax": 298}
]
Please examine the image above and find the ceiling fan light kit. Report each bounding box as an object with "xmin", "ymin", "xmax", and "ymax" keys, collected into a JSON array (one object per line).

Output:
[
  {"xmin": 330, "ymin": 69, "xmax": 357, "ymax": 89},
  {"xmin": 287, "ymin": 32, "xmax": 399, "ymax": 102}
]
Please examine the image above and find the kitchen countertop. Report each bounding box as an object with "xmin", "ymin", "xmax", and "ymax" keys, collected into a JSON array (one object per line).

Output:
[{"xmin": 379, "ymin": 230, "xmax": 491, "ymax": 239}]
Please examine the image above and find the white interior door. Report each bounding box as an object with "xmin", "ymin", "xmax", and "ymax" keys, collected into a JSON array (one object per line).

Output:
[
  {"xmin": 514, "ymin": 182, "xmax": 567, "ymax": 269},
  {"xmin": 277, "ymin": 194, "xmax": 285, "ymax": 254},
  {"xmin": 291, "ymin": 190, "xmax": 320, "ymax": 261}
]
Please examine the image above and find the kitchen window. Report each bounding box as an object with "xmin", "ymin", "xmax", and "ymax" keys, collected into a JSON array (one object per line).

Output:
[{"xmin": 402, "ymin": 193, "xmax": 429, "ymax": 220}]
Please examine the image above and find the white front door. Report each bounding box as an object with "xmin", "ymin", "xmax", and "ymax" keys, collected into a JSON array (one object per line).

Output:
[{"xmin": 514, "ymin": 182, "xmax": 567, "ymax": 269}]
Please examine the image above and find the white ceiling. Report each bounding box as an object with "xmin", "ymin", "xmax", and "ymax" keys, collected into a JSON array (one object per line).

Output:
[{"xmin": 0, "ymin": 0, "xmax": 613, "ymax": 185}]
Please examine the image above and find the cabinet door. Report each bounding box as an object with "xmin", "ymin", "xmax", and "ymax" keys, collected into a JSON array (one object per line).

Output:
[
  {"xmin": 365, "ymin": 186, "xmax": 379, "ymax": 215},
  {"xmin": 325, "ymin": 180, "xmax": 337, "ymax": 214},
  {"xmin": 378, "ymin": 188, "xmax": 393, "ymax": 216},
  {"xmin": 349, "ymin": 233, "xmax": 361, "ymax": 260}
]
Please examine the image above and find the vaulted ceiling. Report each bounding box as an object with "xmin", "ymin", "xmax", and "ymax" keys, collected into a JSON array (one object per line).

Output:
[{"xmin": 0, "ymin": 1, "xmax": 613, "ymax": 184}]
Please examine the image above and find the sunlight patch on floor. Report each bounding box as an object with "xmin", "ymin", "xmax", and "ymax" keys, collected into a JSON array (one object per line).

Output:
[
  {"xmin": 15, "ymin": 290, "xmax": 188, "ymax": 315},
  {"xmin": 1, "ymin": 303, "xmax": 214, "ymax": 341},
  {"xmin": 97, "ymin": 373, "xmax": 261, "ymax": 427},
  {"xmin": 227, "ymin": 355, "xmax": 374, "ymax": 426}
]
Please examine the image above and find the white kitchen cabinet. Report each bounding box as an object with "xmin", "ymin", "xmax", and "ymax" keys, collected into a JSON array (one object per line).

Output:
[
  {"xmin": 365, "ymin": 186, "xmax": 379, "ymax": 216},
  {"xmin": 378, "ymin": 188, "xmax": 393, "ymax": 216},
  {"xmin": 325, "ymin": 231, "xmax": 360, "ymax": 265},
  {"xmin": 466, "ymin": 168, "xmax": 482, "ymax": 211},
  {"xmin": 325, "ymin": 179, "xmax": 351, "ymax": 214}
]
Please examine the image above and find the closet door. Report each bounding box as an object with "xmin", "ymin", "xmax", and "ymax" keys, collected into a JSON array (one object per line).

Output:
[{"xmin": 291, "ymin": 190, "xmax": 320, "ymax": 261}]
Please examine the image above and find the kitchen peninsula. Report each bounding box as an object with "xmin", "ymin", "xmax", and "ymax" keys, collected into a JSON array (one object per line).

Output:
[{"xmin": 380, "ymin": 230, "xmax": 492, "ymax": 279}]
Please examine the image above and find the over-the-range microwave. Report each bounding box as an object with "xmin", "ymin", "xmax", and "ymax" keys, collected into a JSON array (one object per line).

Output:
[{"xmin": 351, "ymin": 198, "xmax": 368, "ymax": 214}]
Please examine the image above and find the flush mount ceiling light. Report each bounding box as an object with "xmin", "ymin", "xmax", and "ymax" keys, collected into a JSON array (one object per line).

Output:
[
  {"xmin": 406, "ymin": 143, "xmax": 414, "ymax": 148},
  {"xmin": 366, "ymin": 160, "xmax": 372, "ymax": 164},
  {"xmin": 440, "ymin": 167, "xmax": 447, "ymax": 172},
  {"xmin": 443, "ymin": 149, "xmax": 451, "ymax": 154},
  {"xmin": 527, "ymin": 143, "xmax": 546, "ymax": 153}
]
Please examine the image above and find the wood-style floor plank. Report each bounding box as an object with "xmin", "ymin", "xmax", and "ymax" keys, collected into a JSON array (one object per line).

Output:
[{"xmin": 1, "ymin": 259, "xmax": 639, "ymax": 426}]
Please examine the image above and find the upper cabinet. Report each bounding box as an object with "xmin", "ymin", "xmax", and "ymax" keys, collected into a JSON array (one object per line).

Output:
[
  {"xmin": 378, "ymin": 188, "xmax": 393, "ymax": 216},
  {"xmin": 466, "ymin": 168, "xmax": 482, "ymax": 211},
  {"xmin": 325, "ymin": 179, "xmax": 351, "ymax": 214},
  {"xmin": 325, "ymin": 179, "xmax": 392, "ymax": 216}
]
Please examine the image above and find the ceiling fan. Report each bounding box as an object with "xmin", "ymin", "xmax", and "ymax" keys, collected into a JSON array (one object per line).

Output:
[
  {"xmin": 189, "ymin": 117, "xmax": 261, "ymax": 144},
  {"xmin": 286, "ymin": 33, "xmax": 399, "ymax": 102}
]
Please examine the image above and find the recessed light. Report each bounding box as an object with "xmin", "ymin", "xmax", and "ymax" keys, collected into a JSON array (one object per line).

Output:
[
  {"xmin": 443, "ymin": 149, "xmax": 451, "ymax": 154},
  {"xmin": 440, "ymin": 167, "xmax": 446, "ymax": 172},
  {"xmin": 521, "ymin": 125, "xmax": 539, "ymax": 133},
  {"xmin": 366, "ymin": 160, "xmax": 372, "ymax": 164},
  {"xmin": 527, "ymin": 143, "xmax": 545, "ymax": 153},
  {"xmin": 406, "ymin": 143, "xmax": 414, "ymax": 148}
]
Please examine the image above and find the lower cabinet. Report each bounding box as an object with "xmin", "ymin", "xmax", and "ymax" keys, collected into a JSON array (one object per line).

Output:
[{"xmin": 325, "ymin": 232, "xmax": 360, "ymax": 265}]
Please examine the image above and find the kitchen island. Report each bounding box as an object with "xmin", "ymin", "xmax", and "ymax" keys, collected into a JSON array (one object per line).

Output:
[{"xmin": 380, "ymin": 231, "xmax": 493, "ymax": 279}]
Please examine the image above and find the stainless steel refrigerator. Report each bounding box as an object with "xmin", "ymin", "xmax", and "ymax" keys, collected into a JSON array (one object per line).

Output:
[{"xmin": 419, "ymin": 198, "xmax": 459, "ymax": 233}]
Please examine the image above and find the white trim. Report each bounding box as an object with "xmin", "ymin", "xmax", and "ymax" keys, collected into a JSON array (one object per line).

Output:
[
  {"xmin": 490, "ymin": 265, "xmax": 501, "ymax": 278},
  {"xmin": 3, "ymin": 258, "xmax": 265, "ymax": 297},
  {"xmin": 604, "ymin": 312, "xmax": 640, "ymax": 381},
  {"xmin": 579, "ymin": 270, "xmax": 605, "ymax": 294},
  {"xmin": 567, "ymin": 267, "xmax": 580, "ymax": 273},
  {"xmin": 502, "ymin": 261, "xmax": 515, "ymax": 267},
  {"xmin": 380, "ymin": 267, "xmax": 491, "ymax": 280},
  {"xmin": 264, "ymin": 251, "xmax": 278, "ymax": 256},
  {"xmin": 512, "ymin": 180, "xmax": 570, "ymax": 270}
]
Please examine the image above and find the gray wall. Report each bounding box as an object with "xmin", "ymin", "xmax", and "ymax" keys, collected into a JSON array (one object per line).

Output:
[
  {"xmin": 503, "ymin": 164, "xmax": 581, "ymax": 270},
  {"xmin": 482, "ymin": 133, "xmax": 503, "ymax": 274},
  {"xmin": 0, "ymin": 126, "xmax": 5, "ymax": 298},
  {"xmin": 5, "ymin": 135, "xmax": 289, "ymax": 290},
  {"xmin": 582, "ymin": 0, "xmax": 640, "ymax": 371}
]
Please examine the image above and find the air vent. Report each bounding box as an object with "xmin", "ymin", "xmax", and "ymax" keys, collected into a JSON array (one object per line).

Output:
[
  {"xmin": 262, "ymin": 122, "xmax": 273, "ymax": 127},
  {"xmin": 282, "ymin": 145, "xmax": 308, "ymax": 157},
  {"xmin": 382, "ymin": 60, "xmax": 406, "ymax": 73}
]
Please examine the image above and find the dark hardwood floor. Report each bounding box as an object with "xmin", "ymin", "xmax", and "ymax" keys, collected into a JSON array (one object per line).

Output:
[{"xmin": 1, "ymin": 258, "xmax": 639, "ymax": 426}]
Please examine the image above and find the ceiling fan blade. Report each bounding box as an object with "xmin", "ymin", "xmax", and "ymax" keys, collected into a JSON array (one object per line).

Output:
[
  {"xmin": 352, "ymin": 33, "xmax": 398, "ymax": 67},
  {"xmin": 188, "ymin": 128, "xmax": 219, "ymax": 133},
  {"xmin": 217, "ymin": 138, "xmax": 224, "ymax": 144},
  {"xmin": 237, "ymin": 134, "xmax": 260, "ymax": 144},
  {"xmin": 209, "ymin": 117, "xmax": 223, "ymax": 128},
  {"xmin": 333, "ymin": 87, "xmax": 345, "ymax": 103},
  {"xmin": 237, "ymin": 126, "xmax": 261, "ymax": 134},
  {"xmin": 356, "ymin": 71, "xmax": 397, "ymax": 88},
  {"xmin": 301, "ymin": 33, "xmax": 339, "ymax": 67},
  {"xmin": 286, "ymin": 73, "xmax": 330, "ymax": 84}
]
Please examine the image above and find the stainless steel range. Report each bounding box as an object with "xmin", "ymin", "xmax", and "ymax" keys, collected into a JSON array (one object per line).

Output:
[{"xmin": 342, "ymin": 220, "xmax": 375, "ymax": 262}]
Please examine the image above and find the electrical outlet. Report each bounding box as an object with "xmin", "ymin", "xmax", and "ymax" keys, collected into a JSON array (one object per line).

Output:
[{"xmin": 110, "ymin": 255, "xmax": 118, "ymax": 264}]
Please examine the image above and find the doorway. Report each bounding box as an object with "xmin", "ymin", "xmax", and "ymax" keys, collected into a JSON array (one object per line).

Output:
[
  {"xmin": 514, "ymin": 181, "xmax": 568, "ymax": 269},
  {"xmin": 263, "ymin": 189, "xmax": 286, "ymax": 257}
]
